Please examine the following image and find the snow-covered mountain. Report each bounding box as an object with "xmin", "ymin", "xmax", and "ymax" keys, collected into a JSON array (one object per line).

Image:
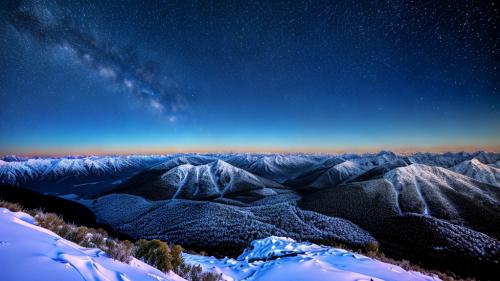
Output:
[
  {"xmin": 3, "ymin": 151, "xmax": 498, "ymax": 190},
  {"xmin": 0, "ymin": 159, "xmax": 50, "ymax": 185},
  {"xmin": 474, "ymin": 151, "xmax": 500, "ymax": 165},
  {"xmin": 385, "ymin": 164, "xmax": 499, "ymax": 213},
  {"xmin": 302, "ymin": 163, "xmax": 500, "ymax": 244},
  {"xmin": 308, "ymin": 152, "xmax": 402, "ymax": 189},
  {"xmin": 3, "ymin": 151, "xmax": 499, "ymax": 201},
  {"xmin": 309, "ymin": 160, "xmax": 365, "ymax": 189},
  {"xmin": 184, "ymin": 236, "xmax": 439, "ymax": 281},
  {"xmin": 2, "ymin": 151, "xmax": 499, "ymax": 204},
  {"xmin": 347, "ymin": 158, "xmax": 409, "ymax": 183},
  {"xmin": 109, "ymin": 159, "xmax": 292, "ymax": 203},
  {"xmin": 383, "ymin": 164, "xmax": 500, "ymax": 234},
  {"xmin": 161, "ymin": 160, "xmax": 287, "ymax": 201},
  {"xmin": 0, "ymin": 208, "xmax": 184, "ymax": 281},
  {"xmin": 1, "ymin": 155, "xmax": 29, "ymax": 162},
  {"xmin": 222, "ymin": 153, "xmax": 261, "ymax": 169},
  {"xmin": 408, "ymin": 151, "xmax": 500, "ymax": 168},
  {"xmin": 450, "ymin": 158, "xmax": 500, "ymax": 187},
  {"xmin": 0, "ymin": 155, "xmax": 170, "ymax": 196},
  {"xmin": 244, "ymin": 155, "xmax": 320, "ymax": 183},
  {"xmin": 150, "ymin": 155, "xmax": 217, "ymax": 171}
]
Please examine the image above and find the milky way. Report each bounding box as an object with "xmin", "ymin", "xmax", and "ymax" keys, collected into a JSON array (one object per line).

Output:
[{"xmin": 6, "ymin": 0, "xmax": 186, "ymax": 118}]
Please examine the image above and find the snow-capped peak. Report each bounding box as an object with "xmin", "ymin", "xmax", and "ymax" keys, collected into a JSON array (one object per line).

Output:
[{"xmin": 450, "ymin": 158, "xmax": 500, "ymax": 187}]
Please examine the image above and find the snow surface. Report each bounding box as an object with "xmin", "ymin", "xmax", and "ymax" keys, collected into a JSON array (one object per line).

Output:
[
  {"xmin": 184, "ymin": 236, "xmax": 440, "ymax": 281},
  {"xmin": 0, "ymin": 208, "xmax": 184, "ymax": 281}
]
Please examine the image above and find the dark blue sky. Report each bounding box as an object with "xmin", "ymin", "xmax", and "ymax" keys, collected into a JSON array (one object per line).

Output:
[{"xmin": 0, "ymin": 0, "xmax": 499, "ymax": 155}]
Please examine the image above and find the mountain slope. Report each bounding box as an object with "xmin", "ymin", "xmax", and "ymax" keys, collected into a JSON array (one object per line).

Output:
[
  {"xmin": 92, "ymin": 194, "xmax": 377, "ymax": 256},
  {"xmin": 383, "ymin": 164, "xmax": 500, "ymax": 235},
  {"xmin": 300, "ymin": 179, "xmax": 401, "ymax": 233},
  {"xmin": 379, "ymin": 214, "xmax": 500, "ymax": 280},
  {"xmin": 302, "ymin": 163, "xmax": 500, "ymax": 233}
]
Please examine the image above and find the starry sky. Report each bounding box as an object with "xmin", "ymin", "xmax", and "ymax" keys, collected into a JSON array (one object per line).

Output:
[{"xmin": 0, "ymin": 0, "xmax": 499, "ymax": 155}]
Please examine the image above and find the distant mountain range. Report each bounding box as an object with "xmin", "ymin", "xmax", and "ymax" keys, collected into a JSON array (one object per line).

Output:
[
  {"xmin": 0, "ymin": 155, "xmax": 169, "ymax": 196},
  {"xmin": 1, "ymin": 151, "xmax": 499, "ymax": 279},
  {"xmin": 1, "ymin": 151, "xmax": 499, "ymax": 192}
]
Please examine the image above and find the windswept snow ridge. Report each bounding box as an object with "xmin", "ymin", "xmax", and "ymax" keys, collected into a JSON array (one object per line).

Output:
[{"xmin": 183, "ymin": 236, "xmax": 439, "ymax": 281}]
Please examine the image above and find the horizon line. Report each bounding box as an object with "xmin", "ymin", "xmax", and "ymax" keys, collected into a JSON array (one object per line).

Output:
[{"xmin": 2, "ymin": 144, "xmax": 499, "ymax": 157}]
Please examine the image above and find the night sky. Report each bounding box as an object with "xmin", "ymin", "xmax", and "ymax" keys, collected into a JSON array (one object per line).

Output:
[{"xmin": 0, "ymin": 0, "xmax": 499, "ymax": 155}]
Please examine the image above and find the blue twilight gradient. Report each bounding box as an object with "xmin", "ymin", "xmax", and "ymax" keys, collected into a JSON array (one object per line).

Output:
[{"xmin": 0, "ymin": 0, "xmax": 499, "ymax": 154}]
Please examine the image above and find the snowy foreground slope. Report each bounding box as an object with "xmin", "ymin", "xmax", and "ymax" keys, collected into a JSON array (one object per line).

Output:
[
  {"xmin": 184, "ymin": 236, "xmax": 439, "ymax": 281},
  {"xmin": 0, "ymin": 208, "xmax": 184, "ymax": 281}
]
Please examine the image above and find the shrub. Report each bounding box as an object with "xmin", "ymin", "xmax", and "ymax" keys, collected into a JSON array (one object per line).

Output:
[
  {"xmin": 106, "ymin": 239, "xmax": 133, "ymax": 263},
  {"xmin": 171, "ymin": 244, "xmax": 183, "ymax": 272},
  {"xmin": 66, "ymin": 226, "xmax": 89, "ymax": 244},
  {"xmin": 36, "ymin": 212, "xmax": 67, "ymax": 233},
  {"xmin": 88, "ymin": 231, "xmax": 106, "ymax": 248},
  {"xmin": 364, "ymin": 242, "xmax": 379, "ymax": 254},
  {"xmin": 134, "ymin": 239, "xmax": 172, "ymax": 272},
  {"xmin": 189, "ymin": 264, "xmax": 203, "ymax": 281},
  {"xmin": 133, "ymin": 240, "xmax": 222, "ymax": 280},
  {"xmin": 57, "ymin": 223, "xmax": 72, "ymax": 237},
  {"xmin": 177, "ymin": 263, "xmax": 223, "ymax": 281},
  {"xmin": 0, "ymin": 200, "xmax": 23, "ymax": 212}
]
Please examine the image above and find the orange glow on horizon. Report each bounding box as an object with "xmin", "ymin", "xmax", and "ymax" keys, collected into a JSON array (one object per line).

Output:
[{"xmin": 2, "ymin": 144, "xmax": 499, "ymax": 157}]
